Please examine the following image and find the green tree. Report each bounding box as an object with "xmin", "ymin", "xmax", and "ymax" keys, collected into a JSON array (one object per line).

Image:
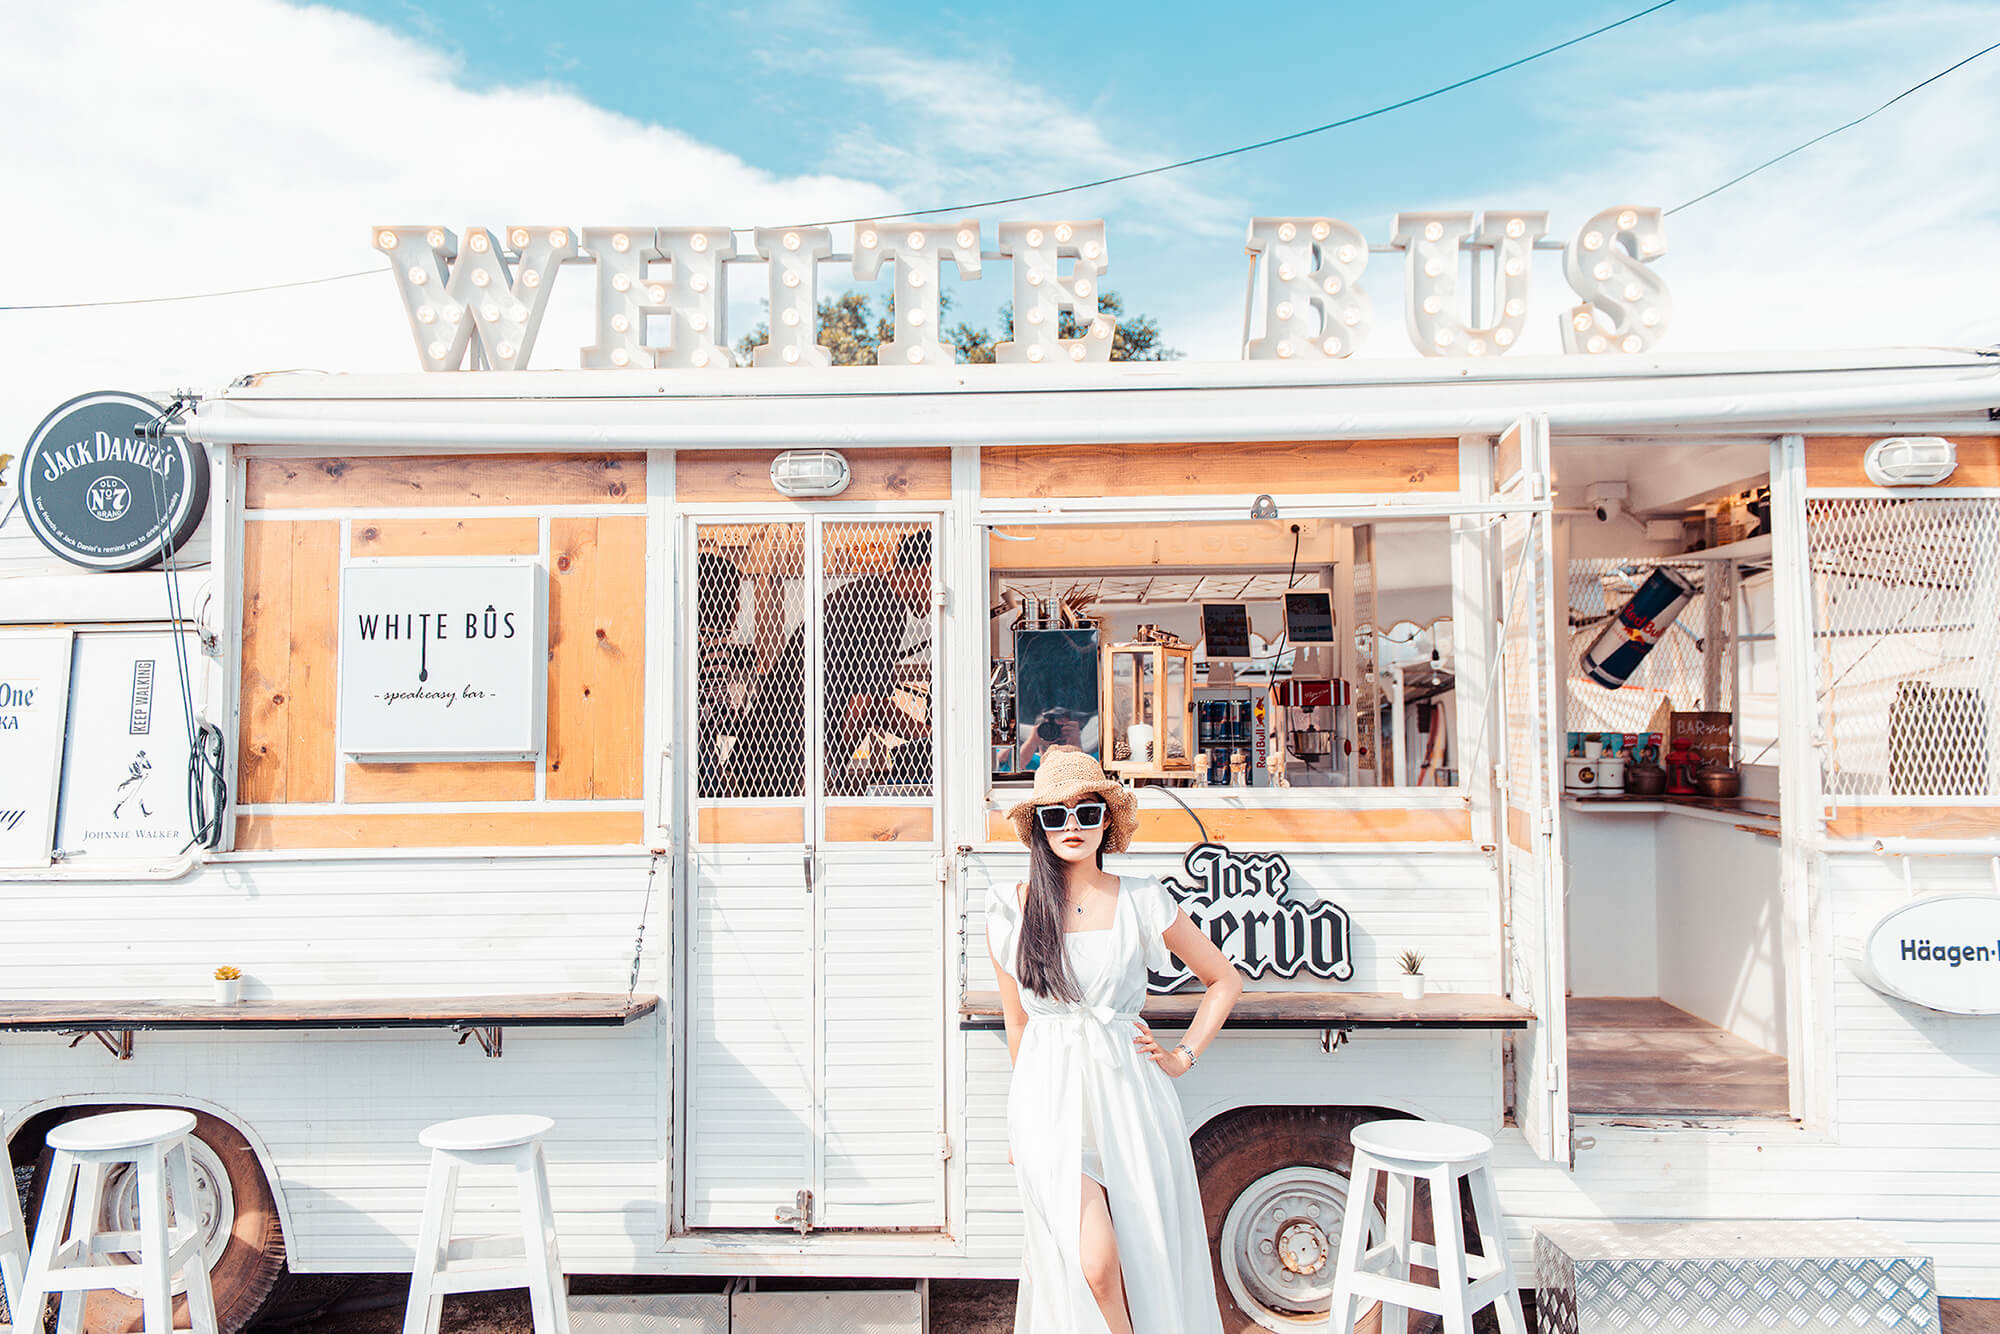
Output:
[{"xmin": 737, "ymin": 288, "xmax": 1177, "ymax": 366}]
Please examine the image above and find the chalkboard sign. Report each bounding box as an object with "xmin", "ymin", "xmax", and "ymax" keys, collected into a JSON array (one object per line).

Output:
[
  {"xmin": 1014, "ymin": 628, "xmax": 1101, "ymax": 763},
  {"xmin": 1670, "ymin": 710, "xmax": 1733, "ymax": 763},
  {"xmin": 1283, "ymin": 591, "xmax": 1336, "ymax": 644},
  {"xmin": 1201, "ymin": 603, "xmax": 1254, "ymax": 660}
]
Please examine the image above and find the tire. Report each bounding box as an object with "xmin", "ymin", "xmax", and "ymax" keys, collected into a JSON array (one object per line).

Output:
[
  {"xmin": 1194, "ymin": 1105, "xmax": 1455, "ymax": 1334},
  {"xmin": 25, "ymin": 1108, "xmax": 286, "ymax": 1334}
]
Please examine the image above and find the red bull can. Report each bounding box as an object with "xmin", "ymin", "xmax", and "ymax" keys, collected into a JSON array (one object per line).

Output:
[{"xmin": 1581, "ymin": 565, "xmax": 1697, "ymax": 689}]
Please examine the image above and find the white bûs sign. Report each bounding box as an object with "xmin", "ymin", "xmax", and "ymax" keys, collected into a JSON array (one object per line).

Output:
[
  {"xmin": 339, "ymin": 561, "xmax": 545, "ymax": 760},
  {"xmin": 1850, "ymin": 894, "xmax": 2000, "ymax": 1016},
  {"xmin": 0, "ymin": 630, "xmax": 74, "ymax": 866},
  {"xmin": 56, "ymin": 632, "xmax": 196, "ymax": 859}
]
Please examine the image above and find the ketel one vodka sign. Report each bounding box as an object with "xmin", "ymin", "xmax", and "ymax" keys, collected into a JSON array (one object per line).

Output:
[
  {"xmin": 1147, "ymin": 843, "xmax": 1353, "ymax": 992},
  {"xmin": 19, "ymin": 392, "xmax": 210, "ymax": 571},
  {"xmin": 337, "ymin": 560, "xmax": 545, "ymax": 759}
]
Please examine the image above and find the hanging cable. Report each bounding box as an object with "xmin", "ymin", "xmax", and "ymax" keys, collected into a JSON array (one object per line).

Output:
[
  {"xmin": 1668, "ymin": 38, "xmax": 2000, "ymax": 215},
  {"xmin": 0, "ymin": 1, "xmax": 1682, "ymax": 315}
]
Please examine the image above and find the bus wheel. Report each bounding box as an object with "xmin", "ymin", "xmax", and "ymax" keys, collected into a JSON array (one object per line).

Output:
[
  {"xmin": 1192, "ymin": 1105, "xmax": 1403, "ymax": 1334},
  {"xmin": 27, "ymin": 1109, "xmax": 286, "ymax": 1334}
]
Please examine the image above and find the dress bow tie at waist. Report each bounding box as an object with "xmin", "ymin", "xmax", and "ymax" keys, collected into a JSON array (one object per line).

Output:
[{"xmin": 1035, "ymin": 1003, "xmax": 1144, "ymax": 1069}]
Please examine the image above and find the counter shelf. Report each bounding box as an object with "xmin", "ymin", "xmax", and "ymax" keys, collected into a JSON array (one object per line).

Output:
[
  {"xmin": 0, "ymin": 992, "xmax": 660, "ymax": 1061},
  {"xmin": 958, "ymin": 989, "xmax": 1530, "ymax": 1035}
]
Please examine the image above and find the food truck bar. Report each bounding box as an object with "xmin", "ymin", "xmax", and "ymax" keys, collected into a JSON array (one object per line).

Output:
[{"xmin": 3, "ymin": 210, "xmax": 1999, "ymax": 1333}]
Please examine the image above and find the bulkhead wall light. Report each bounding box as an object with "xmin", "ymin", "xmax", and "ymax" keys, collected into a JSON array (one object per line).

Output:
[
  {"xmin": 1864, "ymin": 436, "xmax": 1958, "ymax": 487},
  {"xmin": 771, "ymin": 449, "xmax": 852, "ymax": 497}
]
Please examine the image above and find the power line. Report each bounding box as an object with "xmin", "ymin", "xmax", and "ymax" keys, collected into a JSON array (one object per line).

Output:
[
  {"xmin": 1668, "ymin": 38, "xmax": 2000, "ymax": 215},
  {"xmin": 787, "ymin": 0, "xmax": 1683, "ymax": 228},
  {"xmin": 0, "ymin": 266, "xmax": 390, "ymax": 313},
  {"xmin": 0, "ymin": 2, "xmax": 1677, "ymax": 315}
]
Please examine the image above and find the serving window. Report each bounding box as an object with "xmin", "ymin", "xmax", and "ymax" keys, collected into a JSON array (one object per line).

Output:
[{"xmin": 987, "ymin": 517, "xmax": 1459, "ymax": 795}]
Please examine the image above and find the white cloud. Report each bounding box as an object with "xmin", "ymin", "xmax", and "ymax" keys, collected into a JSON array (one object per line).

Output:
[{"xmin": 0, "ymin": 0, "xmax": 902, "ymax": 460}]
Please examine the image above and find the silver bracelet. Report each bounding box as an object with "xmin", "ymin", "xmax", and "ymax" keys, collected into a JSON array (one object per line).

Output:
[{"xmin": 1173, "ymin": 1042, "xmax": 1198, "ymax": 1068}]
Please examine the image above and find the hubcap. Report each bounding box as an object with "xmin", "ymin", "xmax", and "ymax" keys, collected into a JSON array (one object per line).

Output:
[
  {"xmin": 1220, "ymin": 1165, "xmax": 1376, "ymax": 1332},
  {"xmin": 97, "ymin": 1137, "xmax": 235, "ymax": 1297}
]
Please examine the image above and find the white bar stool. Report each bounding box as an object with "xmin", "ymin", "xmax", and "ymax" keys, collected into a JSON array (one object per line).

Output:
[
  {"xmin": 1325, "ymin": 1119, "xmax": 1526, "ymax": 1334},
  {"xmin": 404, "ymin": 1114, "xmax": 568, "ymax": 1334},
  {"xmin": 15, "ymin": 1109, "xmax": 219, "ymax": 1334},
  {"xmin": 2, "ymin": 1115, "xmax": 30, "ymax": 1330}
]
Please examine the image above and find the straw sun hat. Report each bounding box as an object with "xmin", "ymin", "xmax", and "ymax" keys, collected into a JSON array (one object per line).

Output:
[{"xmin": 1004, "ymin": 746, "xmax": 1139, "ymax": 853}]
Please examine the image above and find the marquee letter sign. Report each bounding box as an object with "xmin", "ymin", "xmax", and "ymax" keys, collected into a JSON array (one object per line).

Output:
[
  {"xmin": 372, "ymin": 205, "xmax": 1670, "ymax": 370},
  {"xmin": 1148, "ymin": 842, "xmax": 1353, "ymax": 992},
  {"xmin": 338, "ymin": 561, "xmax": 546, "ymax": 759}
]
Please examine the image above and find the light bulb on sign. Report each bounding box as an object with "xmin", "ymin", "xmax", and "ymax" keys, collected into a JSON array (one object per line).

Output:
[
  {"xmin": 1561, "ymin": 206, "xmax": 1669, "ymax": 355},
  {"xmin": 1245, "ymin": 217, "xmax": 1371, "ymax": 360},
  {"xmin": 1391, "ymin": 210, "xmax": 1545, "ymax": 360},
  {"xmin": 995, "ymin": 220, "xmax": 1108, "ymax": 366},
  {"xmin": 750, "ymin": 226, "xmax": 832, "ymax": 368}
]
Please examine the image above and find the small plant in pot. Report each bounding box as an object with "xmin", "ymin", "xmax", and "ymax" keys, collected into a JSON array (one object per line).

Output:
[
  {"xmin": 1397, "ymin": 950, "xmax": 1426, "ymax": 1001},
  {"xmin": 213, "ymin": 965, "xmax": 242, "ymax": 1005}
]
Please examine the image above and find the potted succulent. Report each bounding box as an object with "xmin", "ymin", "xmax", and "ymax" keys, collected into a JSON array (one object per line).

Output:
[
  {"xmin": 212, "ymin": 965, "xmax": 243, "ymax": 1005},
  {"xmin": 1397, "ymin": 950, "xmax": 1426, "ymax": 1001}
]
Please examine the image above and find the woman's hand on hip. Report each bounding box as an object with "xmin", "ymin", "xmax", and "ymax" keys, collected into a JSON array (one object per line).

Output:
[{"xmin": 1133, "ymin": 1020, "xmax": 1193, "ymax": 1078}]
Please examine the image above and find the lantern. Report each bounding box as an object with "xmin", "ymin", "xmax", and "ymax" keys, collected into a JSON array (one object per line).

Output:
[{"xmin": 1100, "ymin": 641, "xmax": 1195, "ymax": 779}]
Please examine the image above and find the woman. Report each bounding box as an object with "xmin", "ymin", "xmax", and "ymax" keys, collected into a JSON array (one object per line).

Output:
[{"xmin": 986, "ymin": 747, "xmax": 1243, "ymax": 1333}]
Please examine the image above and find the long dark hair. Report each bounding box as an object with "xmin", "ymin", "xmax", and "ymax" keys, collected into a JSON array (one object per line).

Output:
[{"xmin": 1014, "ymin": 818, "xmax": 1104, "ymax": 1002}]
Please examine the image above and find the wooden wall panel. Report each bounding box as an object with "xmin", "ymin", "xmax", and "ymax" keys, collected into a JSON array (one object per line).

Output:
[
  {"xmin": 981, "ymin": 439, "xmax": 1458, "ymax": 499},
  {"xmin": 985, "ymin": 804, "xmax": 1472, "ymax": 845},
  {"xmin": 350, "ymin": 517, "xmax": 540, "ymax": 557},
  {"xmin": 1805, "ymin": 437, "xmax": 2000, "ymax": 490},
  {"xmin": 284, "ymin": 522, "xmax": 340, "ymax": 803},
  {"xmin": 246, "ymin": 453, "xmax": 645, "ymax": 510},
  {"xmin": 1824, "ymin": 806, "xmax": 2000, "ymax": 840},
  {"xmin": 698, "ymin": 806, "xmax": 807, "ymax": 844},
  {"xmin": 235, "ymin": 810, "xmax": 644, "ymax": 850},
  {"xmin": 237, "ymin": 520, "xmax": 293, "ymax": 804},
  {"xmin": 546, "ymin": 516, "xmax": 647, "ymax": 801},
  {"xmin": 343, "ymin": 762, "xmax": 538, "ymax": 803},
  {"xmin": 825, "ymin": 806, "xmax": 936, "ymax": 843},
  {"xmin": 676, "ymin": 448, "xmax": 951, "ymax": 503},
  {"xmin": 546, "ymin": 517, "xmax": 598, "ymax": 801}
]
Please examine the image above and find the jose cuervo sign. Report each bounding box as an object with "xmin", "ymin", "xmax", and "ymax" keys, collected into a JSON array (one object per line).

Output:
[
  {"xmin": 338, "ymin": 561, "xmax": 545, "ymax": 759},
  {"xmin": 1149, "ymin": 842, "xmax": 1353, "ymax": 992},
  {"xmin": 1850, "ymin": 893, "xmax": 2000, "ymax": 1016}
]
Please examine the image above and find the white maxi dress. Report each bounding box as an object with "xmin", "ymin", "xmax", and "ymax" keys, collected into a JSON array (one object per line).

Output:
[{"xmin": 986, "ymin": 875, "xmax": 1224, "ymax": 1334}]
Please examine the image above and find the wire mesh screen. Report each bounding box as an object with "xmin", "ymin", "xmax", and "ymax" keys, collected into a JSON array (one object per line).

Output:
[
  {"xmin": 1807, "ymin": 496, "xmax": 2000, "ymax": 799},
  {"xmin": 697, "ymin": 522, "xmax": 807, "ymax": 799},
  {"xmin": 1565, "ymin": 558, "xmax": 1734, "ymax": 737},
  {"xmin": 821, "ymin": 521, "xmax": 936, "ymax": 798}
]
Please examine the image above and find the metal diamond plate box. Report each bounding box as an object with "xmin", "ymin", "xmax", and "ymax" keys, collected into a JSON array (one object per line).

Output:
[
  {"xmin": 1534, "ymin": 1223, "xmax": 1938, "ymax": 1334},
  {"xmin": 566, "ymin": 1293, "xmax": 728, "ymax": 1334},
  {"xmin": 731, "ymin": 1288, "xmax": 924, "ymax": 1333}
]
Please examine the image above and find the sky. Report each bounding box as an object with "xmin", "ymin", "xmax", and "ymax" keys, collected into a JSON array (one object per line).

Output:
[{"xmin": 3, "ymin": 0, "xmax": 2000, "ymax": 469}]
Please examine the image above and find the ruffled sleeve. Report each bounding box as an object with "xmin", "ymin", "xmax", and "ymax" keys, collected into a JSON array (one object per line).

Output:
[
  {"xmin": 984, "ymin": 881, "xmax": 1023, "ymax": 981},
  {"xmin": 1130, "ymin": 876, "xmax": 1183, "ymax": 976}
]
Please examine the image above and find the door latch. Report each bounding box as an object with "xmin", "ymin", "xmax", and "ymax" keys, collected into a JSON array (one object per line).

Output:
[
  {"xmin": 774, "ymin": 1188, "xmax": 814, "ymax": 1234},
  {"xmin": 802, "ymin": 851, "xmax": 815, "ymax": 894}
]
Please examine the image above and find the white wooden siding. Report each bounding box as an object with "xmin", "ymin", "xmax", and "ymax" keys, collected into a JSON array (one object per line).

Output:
[
  {"xmin": 684, "ymin": 852, "xmax": 812, "ymax": 1228},
  {"xmin": 0, "ymin": 853, "xmax": 667, "ymax": 1272},
  {"xmin": 815, "ymin": 853, "xmax": 946, "ymax": 1228}
]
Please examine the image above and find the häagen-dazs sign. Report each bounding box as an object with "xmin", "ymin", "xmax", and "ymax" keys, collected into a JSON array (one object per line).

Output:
[
  {"xmin": 1148, "ymin": 842, "xmax": 1352, "ymax": 993},
  {"xmin": 1850, "ymin": 894, "xmax": 2000, "ymax": 1016},
  {"xmin": 338, "ymin": 561, "xmax": 545, "ymax": 759}
]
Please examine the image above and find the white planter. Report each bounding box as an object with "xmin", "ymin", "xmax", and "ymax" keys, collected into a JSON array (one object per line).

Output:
[
  {"xmin": 213, "ymin": 978, "xmax": 241, "ymax": 1005},
  {"xmin": 1400, "ymin": 974, "xmax": 1426, "ymax": 1001}
]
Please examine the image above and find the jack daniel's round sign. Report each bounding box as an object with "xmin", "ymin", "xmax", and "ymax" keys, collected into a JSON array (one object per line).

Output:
[{"xmin": 20, "ymin": 391, "xmax": 210, "ymax": 571}]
